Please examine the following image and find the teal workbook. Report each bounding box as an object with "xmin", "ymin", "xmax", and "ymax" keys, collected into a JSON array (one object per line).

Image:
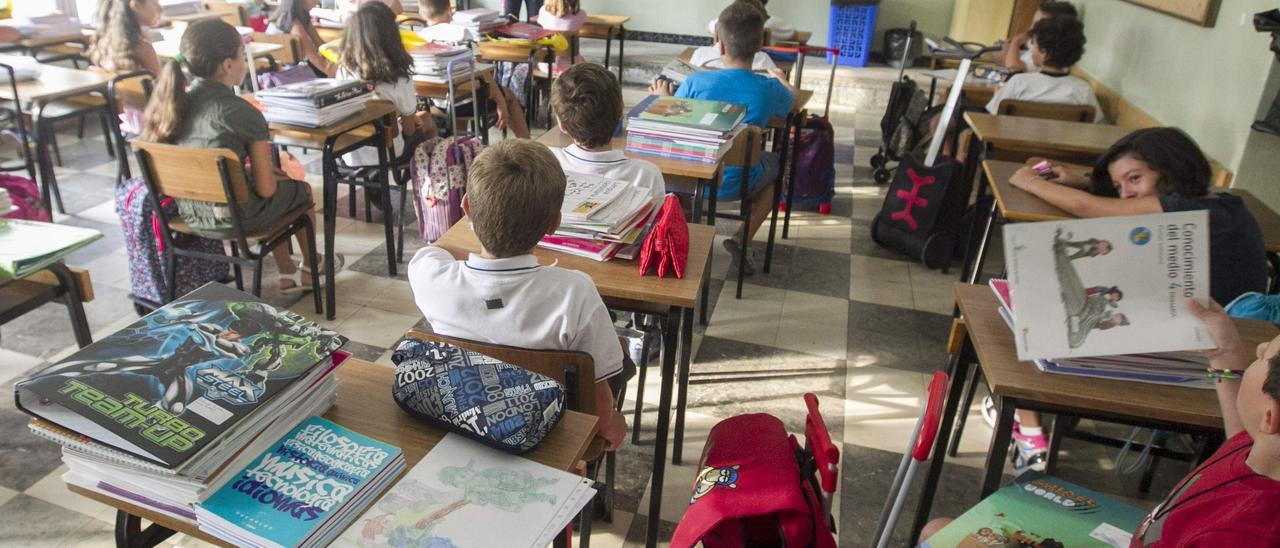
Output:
[{"xmin": 196, "ymin": 417, "xmax": 405, "ymax": 548}]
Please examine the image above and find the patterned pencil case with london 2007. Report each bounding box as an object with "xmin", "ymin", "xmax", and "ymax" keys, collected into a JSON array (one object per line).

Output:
[{"xmin": 390, "ymin": 335, "xmax": 566, "ymax": 454}]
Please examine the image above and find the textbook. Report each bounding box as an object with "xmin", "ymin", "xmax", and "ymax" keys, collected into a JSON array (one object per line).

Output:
[
  {"xmin": 1002, "ymin": 211, "xmax": 1211, "ymax": 361},
  {"xmin": 15, "ymin": 283, "xmax": 347, "ymax": 470},
  {"xmin": 627, "ymin": 95, "xmax": 748, "ymax": 137},
  {"xmin": 659, "ymin": 58, "xmax": 703, "ymax": 86},
  {"xmin": 918, "ymin": 472, "xmax": 1146, "ymax": 548},
  {"xmin": 255, "ymin": 79, "xmax": 371, "ymax": 108},
  {"xmin": 196, "ymin": 417, "xmax": 404, "ymax": 548},
  {"xmin": 335, "ymin": 433, "xmax": 595, "ymax": 548},
  {"xmin": 0, "ymin": 218, "xmax": 102, "ymax": 278}
]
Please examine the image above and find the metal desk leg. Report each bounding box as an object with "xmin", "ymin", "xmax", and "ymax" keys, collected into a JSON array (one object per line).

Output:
[
  {"xmin": 965, "ymin": 204, "xmax": 999, "ymax": 286},
  {"xmin": 322, "ymin": 140, "xmax": 340, "ymax": 321},
  {"xmin": 49, "ymin": 262, "xmax": 92, "ymax": 348},
  {"xmin": 603, "ymin": 28, "xmax": 613, "ymax": 71},
  {"xmin": 956, "ymin": 139, "xmax": 988, "ymax": 282},
  {"xmin": 645, "ymin": 308, "xmax": 681, "ymax": 548},
  {"xmin": 982, "ymin": 395, "xmax": 1016, "ymax": 497},
  {"xmin": 477, "ymin": 79, "xmax": 492, "ymax": 145},
  {"xmin": 781, "ymin": 112, "xmax": 802, "ymax": 240},
  {"xmin": 115, "ymin": 511, "xmax": 177, "ymax": 548},
  {"xmin": 376, "ymin": 119, "xmax": 397, "ymax": 276},
  {"xmin": 34, "ymin": 109, "xmax": 65, "ymax": 215},
  {"xmin": 616, "ymin": 26, "xmax": 625, "ymax": 83},
  {"xmin": 762, "ymin": 121, "xmax": 788, "ymax": 273},
  {"xmin": 909, "ymin": 339, "xmax": 974, "ymax": 540},
  {"xmin": 672, "ymin": 306, "xmax": 694, "ymax": 464}
]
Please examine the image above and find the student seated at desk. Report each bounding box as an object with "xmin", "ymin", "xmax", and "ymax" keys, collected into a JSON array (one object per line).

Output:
[
  {"xmin": 141, "ymin": 19, "xmax": 341, "ymax": 293},
  {"xmin": 548, "ymin": 63, "xmax": 665, "ymax": 204},
  {"xmin": 1003, "ymin": 128, "xmax": 1267, "ymax": 469},
  {"xmin": 985, "ymin": 16, "xmax": 1100, "ymax": 121},
  {"xmin": 998, "ymin": 0, "xmax": 1077, "ymax": 74},
  {"xmin": 693, "ymin": 0, "xmax": 778, "ymax": 72},
  {"xmin": 650, "ymin": 0, "xmax": 796, "ymax": 275},
  {"xmin": 407, "ymin": 139, "xmax": 631, "ymax": 451},
  {"xmin": 336, "ymin": 2, "xmax": 437, "ymax": 166},
  {"xmin": 87, "ymin": 0, "xmax": 164, "ymax": 76},
  {"xmin": 922, "ymin": 298, "xmax": 1280, "ymax": 546},
  {"xmin": 268, "ymin": 0, "xmax": 336, "ymax": 76},
  {"xmin": 418, "ymin": 0, "xmax": 531, "ymax": 139}
]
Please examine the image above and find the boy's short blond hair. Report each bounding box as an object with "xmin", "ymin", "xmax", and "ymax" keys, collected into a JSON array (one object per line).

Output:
[
  {"xmin": 467, "ymin": 140, "xmax": 566, "ymax": 257},
  {"xmin": 552, "ymin": 63, "xmax": 622, "ymax": 149}
]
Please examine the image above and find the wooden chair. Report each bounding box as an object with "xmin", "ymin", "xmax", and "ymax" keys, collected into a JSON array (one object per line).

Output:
[
  {"xmin": 397, "ymin": 14, "xmax": 430, "ymax": 30},
  {"xmin": 716, "ymin": 125, "xmax": 765, "ymax": 299},
  {"xmin": 103, "ymin": 70, "xmax": 154, "ymax": 183},
  {"xmin": 995, "ymin": 99, "xmax": 1097, "ymax": 123},
  {"xmin": 203, "ymin": 2, "xmax": 247, "ymax": 26},
  {"xmin": 131, "ymin": 141, "xmax": 323, "ymax": 313},
  {"xmin": 405, "ymin": 330, "xmax": 624, "ymax": 536},
  {"xmin": 249, "ymin": 32, "xmax": 302, "ymax": 68}
]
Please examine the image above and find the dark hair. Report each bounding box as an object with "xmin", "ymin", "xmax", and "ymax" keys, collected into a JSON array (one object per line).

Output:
[
  {"xmin": 1089, "ymin": 128, "xmax": 1212, "ymax": 198},
  {"xmin": 716, "ymin": 1, "xmax": 765, "ymax": 62},
  {"xmin": 420, "ymin": 0, "xmax": 451, "ymax": 19},
  {"xmin": 552, "ymin": 63, "xmax": 622, "ymax": 149},
  {"xmin": 1266, "ymin": 354, "xmax": 1280, "ymax": 402},
  {"xmin": 1028, "ymin": 16, "xmax": 1085, "ymax": 68},
  {"xmin": 1038, "ymin": 1, "xmax": 1078, "ymax": 19},
  {"xmin": 141, "ymin": 19, "xmax": 243, "ymax": 143},
  {"xmin": 1107, "ymin": 287, "xmax": 1123, "ymax": 300},
  {"xmin": 88, "ymin": 0, "xmax": 143, "ymax": 71},
  {"xmin": 340, "ymin": 2, "xmax": 413, "ymax": 84},
  {"xmin": 467, "ymin": 140, "xmax": 566, "ymax": 257},
  {"xmin": 270, "ymin": 0, "xmax": 316, "ymax": 35}
]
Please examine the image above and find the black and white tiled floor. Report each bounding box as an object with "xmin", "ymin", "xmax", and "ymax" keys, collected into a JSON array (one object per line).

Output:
[{"xmin": 0, "ymin": 53, "xmax": 1188, "ymax": 547}]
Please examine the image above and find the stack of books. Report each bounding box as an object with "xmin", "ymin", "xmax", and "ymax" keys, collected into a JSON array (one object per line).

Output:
[
  {"xmin": 196, "ymin": 417, "xmax": 404, "ymax": 548},
  {"xmin": 159, "ymin": 0, "xmax": 202, "ymax": 16},
  {"xmin": 625, "ymin": 95, "xmax": 747, "ymax": 164},
  {"xmin": 538, "ymin": 172, "xmax": 658, "ymax": 261},
  {"xmin": 256, "ymin": 79, "xmax": 372, "ymax": 128},
  {"xmin": 0, "ymin": 14, "xmax": 83, "ymax": 39},
  {"xmin": 0, "ymin": 218, "xmax": 102, "ymax": 278},
  {"xmin": 408, "ymin": 42, "xmax": 474, "ymax": 84},
  {"xmin": 495, "ymin": 22, "xmax": 554, "ymax": 42},
  {"xmin": 451, "ymin": 8, "xmax": 505, "ymax": 34},
  {"xmin": 997, "ymin": 211, "xmax": 1214, "ymax": 388},
  {"xmin": 15, "ymin": 283, "xmax": 353, "ymax": 529}
]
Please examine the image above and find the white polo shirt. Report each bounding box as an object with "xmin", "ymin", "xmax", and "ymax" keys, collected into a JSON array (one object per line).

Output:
[
  {"xmin": 986, "ymin": 71, "xmax": 1102, "ymax": 122},
  {"xmin": 407, "ymin": 246, "xmax": 624, "ymax": 381},
  {"xmin": 688, "ymin": 46, "xmax": 779, "ymax": 72},
  {"xmin": 549, "ymin": 144, "xmax": 667, "ymax": 204}
]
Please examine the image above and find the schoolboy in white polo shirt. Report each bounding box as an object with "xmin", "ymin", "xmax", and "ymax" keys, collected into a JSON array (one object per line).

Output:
[
  {"xmin": 407, "ymin": 139, "xmax": 629, "ymax": 450},
  {"xmin": 547, "ymin": 63, "xmax": 667, "ymax": 205}
]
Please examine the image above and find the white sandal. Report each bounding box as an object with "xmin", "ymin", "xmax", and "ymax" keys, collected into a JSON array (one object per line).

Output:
[{"xmin": 279, "ymin": 254, "xmax": 344, "ymax": 294}]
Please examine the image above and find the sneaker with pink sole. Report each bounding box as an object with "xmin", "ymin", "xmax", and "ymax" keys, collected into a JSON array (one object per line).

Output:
[{"xmin": 1011, "ymin": 426, "xmax": 1049, "ymax": 472}]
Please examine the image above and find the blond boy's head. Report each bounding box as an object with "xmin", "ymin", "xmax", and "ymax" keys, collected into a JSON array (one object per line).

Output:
[
  {"xmin": 419, "ymin": 0, "xmax": 451, "ymax": 23},
  {"xmin": 716, "ymin": 0, "xmax": 765, "ymax": 62},
  {"xmin": 465, "ymin": 140, "xmax": 566, "ymax": 257},
  {"xmin": 552, "ymin": 63, "xmax": 622, "ymax": 149}
]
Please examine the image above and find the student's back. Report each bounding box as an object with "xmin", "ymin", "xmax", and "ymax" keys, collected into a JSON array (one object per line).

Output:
[{"xmin": 985, "ymin": 15, "xmax": 1101, "ymax": 121}]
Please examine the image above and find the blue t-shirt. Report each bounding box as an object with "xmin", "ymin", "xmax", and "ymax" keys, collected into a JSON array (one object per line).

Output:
[{"xmin": 675, "ymin": 68, "xmax": 793, "ymax": 200}]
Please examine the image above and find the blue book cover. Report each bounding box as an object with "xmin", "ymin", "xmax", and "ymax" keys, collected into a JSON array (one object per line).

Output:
[{"xmin": 198, "ymin": 417, "xmax": 401, "ymax": 547}]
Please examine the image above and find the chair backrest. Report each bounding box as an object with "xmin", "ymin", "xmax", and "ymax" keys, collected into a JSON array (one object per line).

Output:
[
  {"xmin": 132, "ymin": 141, "xmax": 252, "ymax": 204},
  {"xmin": 405, "ymin": 330, "xmax": 598, "ymax": 417},
  {"xmin": 105, "ymin": 70, "xmax": 153, "ymax": 113},
  {"xmin": 397, "ymin": 14, "xmax": 429, "ymax": 30},
  {"xmin": 250, "ymin": 32, "xmax": 301, "ymax": 66},
  {"xmin": 722, "ymin": 125, "xmax": 764, "ymax": 175},
  {"xmin": 996, "ymin": 99, "xmax": 1096, "ymax": 123},
  {"xmin": 203, "ymin": 2, "xmax": 246, "ymax": 26}
]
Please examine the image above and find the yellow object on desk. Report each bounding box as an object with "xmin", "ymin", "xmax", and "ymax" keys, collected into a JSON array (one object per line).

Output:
[{"xmin": 318, "ymin": 28, "xmax": 427, "ymax": 63}]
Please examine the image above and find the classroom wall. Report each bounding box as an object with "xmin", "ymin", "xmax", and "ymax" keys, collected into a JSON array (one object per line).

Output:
[
  {"xmin": 1231, "ymin": 62, "xmax": 1280, "ymax": 206},
  {"xmin": 1073, "ymin": 0, "xmax": 1275, "ymax": 177}
]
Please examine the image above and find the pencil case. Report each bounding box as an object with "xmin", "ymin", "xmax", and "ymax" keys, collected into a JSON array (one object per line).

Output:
[{"xmin": 389, "ymin": 335, "xmax": 566, "ymax": 454}]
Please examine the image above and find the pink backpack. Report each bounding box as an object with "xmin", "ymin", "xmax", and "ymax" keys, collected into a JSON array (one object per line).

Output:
[
  {"xmin": 409, "ymin": 136, "xmax": 484, "ymax": 242},
  {"xmin": 0, "ymin": 174, "xmax": 51, "ymax": 222}
]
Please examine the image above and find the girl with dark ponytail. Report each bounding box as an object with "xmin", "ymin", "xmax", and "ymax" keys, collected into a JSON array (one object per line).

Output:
[{"xmin": 141, "ymin": 18, "xmax": 338, "ymax": 293}]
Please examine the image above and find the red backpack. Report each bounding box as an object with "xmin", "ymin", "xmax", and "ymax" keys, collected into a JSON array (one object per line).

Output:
[{"xmin": 672, "ymin": 395, "xmax": 839, "ymax": 548}]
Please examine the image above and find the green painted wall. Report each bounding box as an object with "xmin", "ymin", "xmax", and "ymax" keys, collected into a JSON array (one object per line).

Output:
[{"xmin": 1074, "ymin": 0, "xmax": 1275, "ymax": 175}]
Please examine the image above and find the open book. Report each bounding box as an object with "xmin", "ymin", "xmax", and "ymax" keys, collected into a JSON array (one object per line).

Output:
[{"xmin": 0, "ymin": 218, "xmax": 102, "ymax": 278}]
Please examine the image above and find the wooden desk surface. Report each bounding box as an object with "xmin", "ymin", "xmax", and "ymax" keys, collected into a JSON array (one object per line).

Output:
[
  {"xmin": 584, "ymin": 14, "xmax": 630, "ymax": 27},
  {"xmin": 435, "ymin": 216, "xmax": 714, "ymax": 310},
  {"xmin": 535, "ymin": 128, "xmax": 719, "ymax": 180},
  {"xmin": 16, "ymin": 33, "xmax": 88, "ymax": 49},
  {"xmin": 965, "ymin": 112, "xmax": 1130, "ymax": 157},
  {"xmin": 261, "ymin": 99, "xmax": 397, "ymax": 149},
  {"xmin": 984, "ymin": 159, "xmax": 1280, "ymax": 253},
  {"xmin": 154, "ymin": 40, "xmax": 281, "ymax": 60},
  {"xmin": 67, "ymin": 357, "xmax": 598, "ymax": 547},
  {"xmin": 0, "ymin": 64, "xmax": 109, "ymax": 104},
  {"xmin": 955, "ymin": 283, "xmax": 1278, "ymax": 429},
  {"xmin": 412, "ymin": 64, "xmax": 495, "ymax": 99},
  {"xmin": 477, "ymin": 41, "xmax": 547, "ymax": 63}
]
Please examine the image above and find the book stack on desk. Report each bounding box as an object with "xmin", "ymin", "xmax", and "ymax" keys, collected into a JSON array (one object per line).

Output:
[
  {"xmin": 538, "ymin": 172, "xmax": 658, "ymax": 261},
  {"xmin": 625, "ymin": 95, "xmax": 746, "ymax": 164},
  {"xmin": 256, "ymin": 79, "xmax": 372, "ymax": 128},
  {"xmin": 14, "ymin": 283, "xmax": 351, "ymax": 524},
  {"xmin": 408, "ymin": 42, "xmax": 474, "ymax": 83},
  {"xmin": 452, "ymin": 8, "xmax": 505, "ymax": 34}
]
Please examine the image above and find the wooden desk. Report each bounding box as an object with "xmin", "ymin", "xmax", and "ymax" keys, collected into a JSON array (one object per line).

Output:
[
  {"xmin": 162, "ymin": 9, "xmax": 235, "ymax": 31},
  {"xmin": 922, "ymin": 68, "xmax": 1000, "ymax": 108},
  {"xmin": 434, "ymin": 218, "xmax": 713, "ymax": 548},
  {"xmin": 0, "ymin": 262, "xmax": 94, "ymax": 348},
  {"xmin": 153, "ymin": 40, "xmax": 281, "ymax": 60},
  {"xmin": 263, "ymin": 100, "xmax": 399, "ymax": 320},
  {"xmin": 965, "ymin": 112, "xmax": 1129, "ymax": 158},
  {"xmin": 774, "ymin": 30, "xmax": 812, "ymax": 47},
  {"xmin": 67, "ymin": 357, "xmax": 600, "ymax": 547},
  {"xmin": 475, "ymin": 41, "xmax": 552, "ymax": 131},
  {"xmin": 580, "ymin": 14, "xmax": 629, "ymax": 81},
  {"xmin": 14, "ymin": 32, "xmax": 89, "ymax": 54}
]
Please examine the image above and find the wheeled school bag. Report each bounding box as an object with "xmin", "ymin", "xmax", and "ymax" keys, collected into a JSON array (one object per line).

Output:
[
  {"xmin": 0, "ymin": 174, "xmax": 50, "ymax": 221},
  {"xmin": 409, "ymin": 135, "xmax": 484, "ymax": 243},
  {"xmin": 115, "ymin": 177, "xmax": 229, "ymax": 314},
  {"xmin": 870, "ymin": 21, "xmax": 929, "ymax": 185},
  {"xmin": 671, "ymin": 394, "xmax": 839, "ymax": 548},
  {"xmin": 871, "ymin": 40, "xmax": 997, "ymax": 271},
  {"xmin": 770, "ymin": 45, "xmax": 841, "ymax": 214}
]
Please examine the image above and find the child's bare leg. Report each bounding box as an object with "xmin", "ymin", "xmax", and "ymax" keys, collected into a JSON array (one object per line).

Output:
[
  {"xmin": 745, "ymin": 181, "xmax": 776, "ymax": 242},
  {"xmin": 1017, "ymin": 410, "xmax": 1041, "ymax": 429}
]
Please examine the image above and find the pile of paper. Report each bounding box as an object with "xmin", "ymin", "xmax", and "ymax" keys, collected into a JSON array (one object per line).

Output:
[
  {"xmin": 409, "ymin": 42, "xmax": 474, "ymax": 84},
  {"xmin": 538, "ymin": 172, "xmax": 658, "ymax": 261},
  {"xmin": 0, "ymin": 14, "xmax": 83, "ymax": 39},
  {"xmin": 15, "ymin": 284, "xmax": 350, "ymax": 525},
  {"xmin": 625, "ymin": 95, "xmax": 746, "ymax": 164},
  {"xmin": 451, "ymin": 8, "xmax": 505, "ymax": 33},
  {"xmin": 256, "ymin": 79, "xmax": 372, "ymax": 128}
]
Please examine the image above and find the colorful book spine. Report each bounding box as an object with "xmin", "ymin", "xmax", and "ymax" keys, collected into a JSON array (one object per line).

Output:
[{"xmin": 624, "ymin": 145, "xmax": 720, "ymax": 164}]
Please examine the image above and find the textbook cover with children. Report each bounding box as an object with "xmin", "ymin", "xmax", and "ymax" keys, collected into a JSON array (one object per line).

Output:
[
  {"xmin": 918, "ymin": 473, "xmax": 1146, "ymax": 548},
  {"xmin": 1002, "ymin": 211, "xmax": 1210, "ymax": 361}
]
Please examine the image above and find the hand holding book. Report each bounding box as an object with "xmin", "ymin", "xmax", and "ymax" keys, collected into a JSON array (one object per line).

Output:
[{"xmin": 1187, "ymin": 298, "xmax": 1248, "ymax": 364}]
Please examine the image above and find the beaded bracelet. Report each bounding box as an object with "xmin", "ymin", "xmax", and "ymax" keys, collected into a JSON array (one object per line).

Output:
[{"xmin": 1206, "ymin": 368, "xmax": 1245, "ymax": 382}]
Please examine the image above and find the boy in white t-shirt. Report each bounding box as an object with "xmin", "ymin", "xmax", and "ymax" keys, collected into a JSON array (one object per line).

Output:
[
  {"xmin": 986, "ymin": 16, "xmax": 1101, "ymax": 122},
  {"xmin": 548, "ymin": 63, "xmax": 666, "ymax": 204},
  {"xmin": 998, "ymin": 0, "xmax": 1077, "ymax": 74},
  {"xmin": 408, "ymin": 139, "xmax": 630, "ymax": 451}
]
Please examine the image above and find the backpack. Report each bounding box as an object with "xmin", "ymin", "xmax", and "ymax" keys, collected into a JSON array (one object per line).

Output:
[
  {"xmin": 671, "ymin": 413, "xmax": 837, "ymax": 548},
  {"xmin": 115, "ymin": 177, "xmax": 229, "ymax": 310},
  {"xmin": 0, "ymin": 174, "xmax": 50, "ymax": 221},
  {"xmin": 409, "ymin": 136, "xmax": 484, "ymax": 243},
  {"xmin": 784, "ymin": 115, "xmax": 836, "ymax": 208}
]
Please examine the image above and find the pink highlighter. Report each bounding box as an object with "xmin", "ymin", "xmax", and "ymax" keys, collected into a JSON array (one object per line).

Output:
[{"xmin": 1033, "ymin": 159, "xmax": 1057, "ymax": 180}]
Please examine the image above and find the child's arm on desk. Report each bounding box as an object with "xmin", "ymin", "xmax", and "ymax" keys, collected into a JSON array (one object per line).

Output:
[
  {"xmin": 1188, "ymin": 298, "xmax": 1248, "ymax": 438},
  {"xmin": 1009, "ymin": 166, "xmax": 1161, "ymax": 218}
]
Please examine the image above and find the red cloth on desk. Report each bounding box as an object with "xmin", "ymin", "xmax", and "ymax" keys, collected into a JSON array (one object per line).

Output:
[{"xmin": 639, "ymin": 195, "xmax": 688, "ymax": 278}]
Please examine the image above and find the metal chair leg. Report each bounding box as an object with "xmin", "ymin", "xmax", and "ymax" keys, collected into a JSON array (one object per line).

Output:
[
  {"xmin": 631, "ymin": 325, "xmax": 653, "ymax": 444},
  {"xmin": 947, "ymin": 365, "xmax": 982, "ymax": 457}
]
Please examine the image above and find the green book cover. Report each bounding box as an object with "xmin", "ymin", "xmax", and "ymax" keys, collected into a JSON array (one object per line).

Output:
[
  {"xmin": 626, "ymin": 95, "xmax": 746, "ymax": 134},
  {"xmin": 0, "ymin": 218, "xmax": 102, "ymax": 279},
  {"xmin": 920, "ymin": 473, "xmax": 1147, "ymax": 548}
]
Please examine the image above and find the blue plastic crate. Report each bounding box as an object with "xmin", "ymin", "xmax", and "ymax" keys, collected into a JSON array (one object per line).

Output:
[{"xmin": 827, "ymin": 3, "xmax": 878, "ymax": 67}]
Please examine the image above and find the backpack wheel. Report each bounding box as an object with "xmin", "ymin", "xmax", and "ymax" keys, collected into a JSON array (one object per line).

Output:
[
  {"xmin": 818, "ymin": 202, "xmax": 831, "ymax": 215},
  {"xmin": 921, "ymin": 232, "xmax": 955, "ymax": 270},
  {"xmin": 870, "ymin": 151, "xmax": 886, "ymax": 169},
  {"xmin": 873, "ymin": 168, "xmax": 892, "ymax": 185},
  {"xmin": 132, "ymin": 302, "xmax": 150, "ymax": 317}
]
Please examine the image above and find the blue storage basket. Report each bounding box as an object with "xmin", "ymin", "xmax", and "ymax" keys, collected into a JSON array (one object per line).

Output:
[{"xmin": 827, "ymin": 3, "xmax": 878, "ymax": 67}]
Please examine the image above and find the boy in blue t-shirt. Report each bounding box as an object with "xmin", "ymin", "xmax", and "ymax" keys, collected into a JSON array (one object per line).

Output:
[{"xmin": 650, "ymin": 0, "xmax": 796, "ymax": 274}]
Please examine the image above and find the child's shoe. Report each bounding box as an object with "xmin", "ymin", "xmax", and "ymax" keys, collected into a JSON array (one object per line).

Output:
[{"xmin": 1011, "ymin": 425, "xmax": 1048, "ymax": 472}]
